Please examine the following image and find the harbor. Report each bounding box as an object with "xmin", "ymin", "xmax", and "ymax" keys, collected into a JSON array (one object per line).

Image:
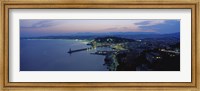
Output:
[{"xmin": 68, "ymin": 47, "xmax": 94, "ymax": 54}]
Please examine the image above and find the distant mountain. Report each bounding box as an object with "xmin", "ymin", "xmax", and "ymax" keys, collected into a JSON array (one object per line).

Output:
[
  {"xmin": 63, "ymin": 32, "xmax": 157, "ymax": 36},
  {"xmin": 119, "ymin": 32, "xmax": 180, "ymax": 40},
  {"xmin": 21, "ymin": 32, "xmax": 180, "ymax": 40}
]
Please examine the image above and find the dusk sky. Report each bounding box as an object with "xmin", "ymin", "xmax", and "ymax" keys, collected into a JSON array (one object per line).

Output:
[{"xmin": 20, "ymin": 19, "xmax": 180, "ymax": 37}]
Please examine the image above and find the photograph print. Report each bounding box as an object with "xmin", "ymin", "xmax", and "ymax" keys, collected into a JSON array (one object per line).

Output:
[{"xmin": 20, "ymin": 19, "xmax": 180, "ymax": 71}]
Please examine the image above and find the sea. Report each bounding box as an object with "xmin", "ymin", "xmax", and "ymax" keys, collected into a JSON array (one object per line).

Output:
[{"xmin": 20, "ymin": 39, "xmax": 109, "ymax": 71}]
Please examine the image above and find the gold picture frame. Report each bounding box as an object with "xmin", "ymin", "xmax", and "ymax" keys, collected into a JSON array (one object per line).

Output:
[{"xmin": 0, "ymin": 0, "xmax": 199, "ymax": 91}]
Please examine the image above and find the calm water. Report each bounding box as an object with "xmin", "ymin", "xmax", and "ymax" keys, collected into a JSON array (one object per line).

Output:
[{"xmin": 20, "ymin": 39, "xmax": 109, "ymax": 71}]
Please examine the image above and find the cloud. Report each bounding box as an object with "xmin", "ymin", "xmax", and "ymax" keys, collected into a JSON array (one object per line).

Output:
[
  {"xmin": 20, "ymin": 19, "xmax": 180, "ymax": 37},
  {"xmin": 134, "ymin": 20, "xmax": 166, "ymax": 26},
  {"xmin": 20, "ymin": 20, "xmax": 61, "ymax": 28},
  {"xmin": 138, "ymin": 20, "xmax": 180, "ymax": 34}
]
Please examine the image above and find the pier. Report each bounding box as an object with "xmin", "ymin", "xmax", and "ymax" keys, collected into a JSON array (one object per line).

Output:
[
  {"xmin": 68, "ymin": 47, "xmax": 94, "ymax": 54},
  {"xmin": 91, "ymin": 51, "xmax": 117, "ymax": 55}
]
